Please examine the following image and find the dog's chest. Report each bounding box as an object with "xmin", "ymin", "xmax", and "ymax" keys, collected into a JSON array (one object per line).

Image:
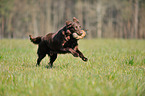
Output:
[{"xmin": 63, "ymin": 39, "xmax": 78, "ymax": 48}]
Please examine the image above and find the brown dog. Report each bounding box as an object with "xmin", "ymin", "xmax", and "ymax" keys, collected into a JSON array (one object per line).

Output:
[{"xmin": 29, "ymin": 17, "xmax": 88, "ymax": 68}]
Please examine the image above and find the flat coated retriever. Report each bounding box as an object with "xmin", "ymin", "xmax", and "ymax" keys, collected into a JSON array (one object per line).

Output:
[{"xmin": 29, "ymin": 17, "xmax": 88, "ymax": 68}]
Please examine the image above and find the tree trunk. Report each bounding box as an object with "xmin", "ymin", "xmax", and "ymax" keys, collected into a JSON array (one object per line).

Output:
[
  {"xmin": 8, "ymin": 13, "xmax": 13, "ymax": 38},
  {"xmin": 1, "ymin": 16, "xmax": 5, "ymax": 38},
  {"xmin": 134, "ymin": 0, "xmax": 139, "ymax": 38},
  {"xmin": 97, "ymin": 2, "xmax": 102, "ymax": 38},
  {"xmin": 46, "ymin": 0, "xmax": 52, "ymax": 33},
  {"xmin": 32, "ymin": 11, "xmax": 38, "ymax": 36}
]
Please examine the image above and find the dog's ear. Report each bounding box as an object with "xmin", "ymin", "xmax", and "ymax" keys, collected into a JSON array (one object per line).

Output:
[
  {"xmin": 73, "ymin": 17, "xmax": 77, "ymax": 22},
  {"xmin": 66, "ymin": 21, "xmax": 72, "ymax": 26},
  {"xmin": 66, "ymin": 21, "xmax": 72, "ymax": 28},
  {"xmin": 73, "ymin": 17, "xmax": 79, "ymax": 23}
]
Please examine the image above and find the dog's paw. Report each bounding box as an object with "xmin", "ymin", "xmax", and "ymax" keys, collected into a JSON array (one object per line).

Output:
[
  {"xmin": 48, "ymin": 63, "xmax": 53, "ymax": 68},
  {"xmin": 82, "ymin": 57, "xmax": 88, "ymax": 62},
  {"xmin": 36, "ymin": 64, "xmax": 40, "ymax": 67}
]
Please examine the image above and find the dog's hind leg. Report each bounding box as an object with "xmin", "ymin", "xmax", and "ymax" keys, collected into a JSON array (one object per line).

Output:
[
  {"xmin": 48, "ymin": 54, "xmax": 57, "ymax": 68},
  {"xmin": 36, "ymin": 54, "xmax": 46, "ymax": 66}
]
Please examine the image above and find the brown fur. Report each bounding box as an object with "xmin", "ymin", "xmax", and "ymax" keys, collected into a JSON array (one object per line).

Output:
[{"xmin": 29, "ymin": 17, "xmax": 88, "ymax": 68}]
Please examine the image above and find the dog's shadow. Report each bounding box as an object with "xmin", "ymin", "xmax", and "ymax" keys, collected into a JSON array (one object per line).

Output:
[
  {"xmin": 45, "ymin": 65, "xmax": 53, "ymax": 69},
  {"xmin": 44, "ymin": 63, "xmax": 69, "ymax": 69}
]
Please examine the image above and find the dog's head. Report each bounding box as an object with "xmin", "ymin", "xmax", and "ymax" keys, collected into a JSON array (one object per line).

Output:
[{"xmin": 66, "ymin": 17, "xmax": 86, "ymax": 39}]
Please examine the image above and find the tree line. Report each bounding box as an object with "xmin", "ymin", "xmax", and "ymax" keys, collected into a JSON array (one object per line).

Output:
[{"xmin": 0, "ymin": 0, "xmax": 145, "ymax": 39}]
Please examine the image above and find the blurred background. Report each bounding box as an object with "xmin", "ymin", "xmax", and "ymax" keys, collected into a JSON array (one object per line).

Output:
[{"xmin": 0, "ymin": 0, "xmax": 145, "ymax": 39}]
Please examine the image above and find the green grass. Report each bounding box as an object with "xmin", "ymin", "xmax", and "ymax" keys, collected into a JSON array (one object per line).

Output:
[{"xmin": 0, "ymin": 39, "xmax": 145, "ymax": 96}]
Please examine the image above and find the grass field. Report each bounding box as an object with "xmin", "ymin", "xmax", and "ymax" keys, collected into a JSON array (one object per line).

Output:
[{"xmin": 0, "ymin": 39, "xmax": 145, "ymax": 96}]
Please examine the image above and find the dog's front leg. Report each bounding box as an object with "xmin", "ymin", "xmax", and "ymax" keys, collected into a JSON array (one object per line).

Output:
[
  {"xmin": 74, "ymin": 46, "xmax": 88, "ymax": 62},
  {"xmin": 68, "ymin": 48, "xmax": 79, "ymax": 57},
  {"xmin": 60, "ymin": 48, "xmax": 79, "ymax": 57},
  {"xmin": 76, "ymin": 49, "xmax": 88, "ymax": 62}
]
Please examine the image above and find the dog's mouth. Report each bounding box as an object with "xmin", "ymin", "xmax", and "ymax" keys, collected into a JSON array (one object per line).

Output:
[
  {"xmin": 75, "ymin": 30, "xmax": 83, "ymax": 36},
  {"xmin": 72, "ymin": 30, "xmax": 86, "ymax": 39}
]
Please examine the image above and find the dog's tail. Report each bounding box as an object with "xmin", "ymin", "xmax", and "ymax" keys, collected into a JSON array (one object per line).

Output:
[{"xmin": 29, "ymin": 35, "xmax": 42, "ymax": 44}]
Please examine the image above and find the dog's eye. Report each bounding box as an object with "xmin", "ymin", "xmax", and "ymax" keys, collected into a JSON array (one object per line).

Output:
[
  {"xmin": 76, "ymin": 26, "xmax": 78, "ymax": 29},
  {"xmin": 79, "ymin": 26, "xmax": 81, "ymax": 28}
]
